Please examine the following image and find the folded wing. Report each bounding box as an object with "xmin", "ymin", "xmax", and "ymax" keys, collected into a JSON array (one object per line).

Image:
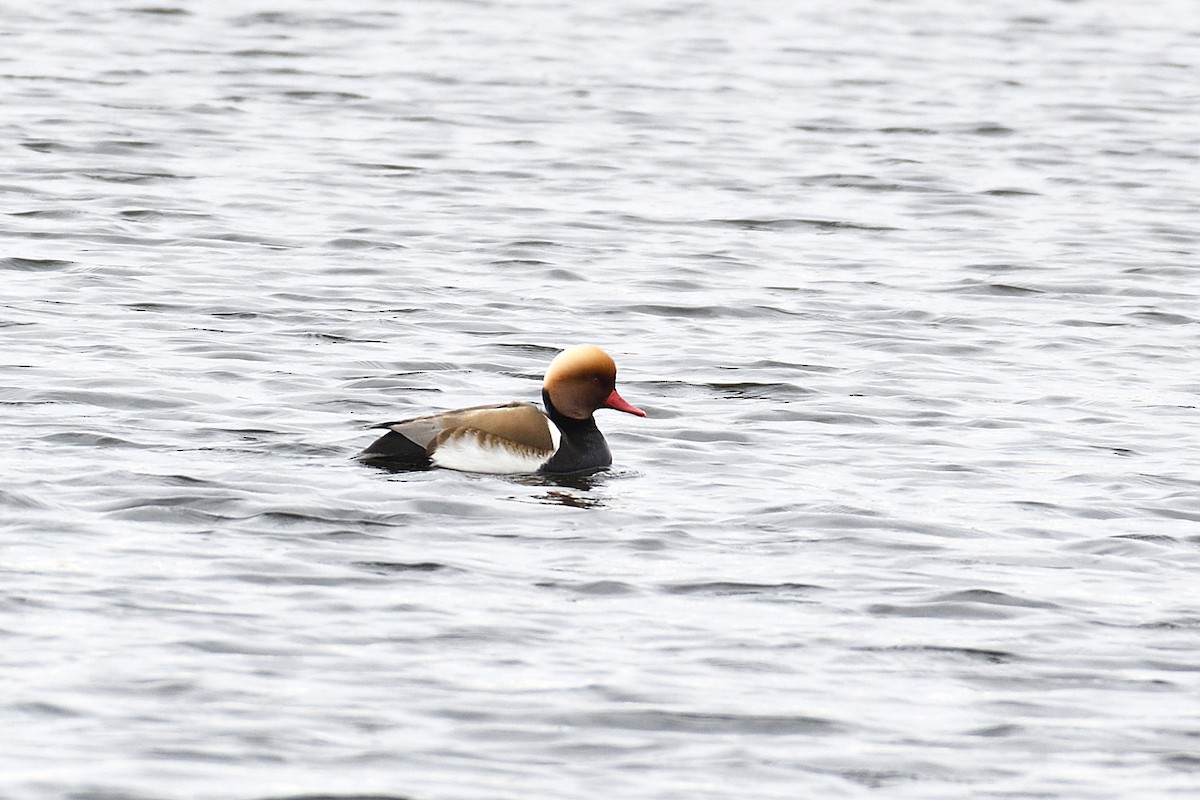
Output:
[{"xmin": 358, "ymin": 402, "xmax": 559, "ymax": 473}]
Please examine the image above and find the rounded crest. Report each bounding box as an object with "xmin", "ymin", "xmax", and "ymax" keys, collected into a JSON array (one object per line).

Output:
[{"xmin": 544, "ymin": 344, "xmax": 616, "ymax": 387}]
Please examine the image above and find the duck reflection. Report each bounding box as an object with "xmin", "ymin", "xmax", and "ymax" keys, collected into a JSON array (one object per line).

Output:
[
  {"xmin": 360, "ymin": 458, "xmax": 611, "ymax": 509},
  {"xmin": 515, "ymin": 471, "xmax": 607, "ymax": 508}
]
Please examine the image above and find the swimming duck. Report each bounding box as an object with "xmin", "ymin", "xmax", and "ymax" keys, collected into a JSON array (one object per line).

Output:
[{"xmin": 357, "ymin": 345, "xmax": 645, "ymax": 474}]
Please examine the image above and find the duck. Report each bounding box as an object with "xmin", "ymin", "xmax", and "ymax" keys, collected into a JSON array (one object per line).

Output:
[{"xmin": 357, "ymin": 344, "xmax": 645, "ymax": 475}]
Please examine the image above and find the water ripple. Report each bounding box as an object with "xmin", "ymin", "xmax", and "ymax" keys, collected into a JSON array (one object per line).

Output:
[{"xmin": 2, "ymin": 2, "xmax": 1198, "ymax": 799}]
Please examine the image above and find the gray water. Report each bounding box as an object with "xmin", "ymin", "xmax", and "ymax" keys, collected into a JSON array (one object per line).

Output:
[{"xmin": 3, "ymin": 1, "xmax": 1199, "ymax": 798}]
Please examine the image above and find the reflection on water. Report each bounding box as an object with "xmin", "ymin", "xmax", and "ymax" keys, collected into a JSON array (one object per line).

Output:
[
  {"xmin": 515, "ymin": 471, "xmax": 610, "ymax": 508},
  {"xmin": 358, "ymin": 452, "xmax": 611, "ymax": 507}
]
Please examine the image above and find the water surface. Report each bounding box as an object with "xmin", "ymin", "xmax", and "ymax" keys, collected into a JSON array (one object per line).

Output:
[{"xmin": 3, "ymin": 1, "xmax": 1199, "ymax": 798}]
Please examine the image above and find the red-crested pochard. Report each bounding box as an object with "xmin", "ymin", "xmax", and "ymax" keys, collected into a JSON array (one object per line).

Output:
[{"xmin": 357, "ymin": 345, "xmax": 645, "ymax": 474}]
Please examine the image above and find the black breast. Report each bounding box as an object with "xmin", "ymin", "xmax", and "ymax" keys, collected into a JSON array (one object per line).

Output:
[{"xmin": 538, "ymin": 390, "xmax": 613, "ymax": 475}]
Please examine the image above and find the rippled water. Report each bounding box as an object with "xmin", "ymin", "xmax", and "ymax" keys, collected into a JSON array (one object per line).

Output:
[{"xmin": 3, "ymin": 1, "xmax": 1200, "ymax": 798}]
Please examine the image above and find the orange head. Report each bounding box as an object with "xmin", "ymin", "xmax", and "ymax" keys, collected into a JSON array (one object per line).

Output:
[{"xmin": 543, "ymin": 345, "xmax": 646, "ymax": 420}]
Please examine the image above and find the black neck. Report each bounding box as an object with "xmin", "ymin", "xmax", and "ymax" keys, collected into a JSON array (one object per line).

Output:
[{"xmin": 540, "ymin": 390, "xmax": 612, "ymax": 475}]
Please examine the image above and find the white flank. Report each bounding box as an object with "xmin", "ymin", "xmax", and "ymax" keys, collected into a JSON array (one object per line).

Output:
[{"xmin": 431, "ymin": 431, "xmax": 553, "ymax": 474}]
